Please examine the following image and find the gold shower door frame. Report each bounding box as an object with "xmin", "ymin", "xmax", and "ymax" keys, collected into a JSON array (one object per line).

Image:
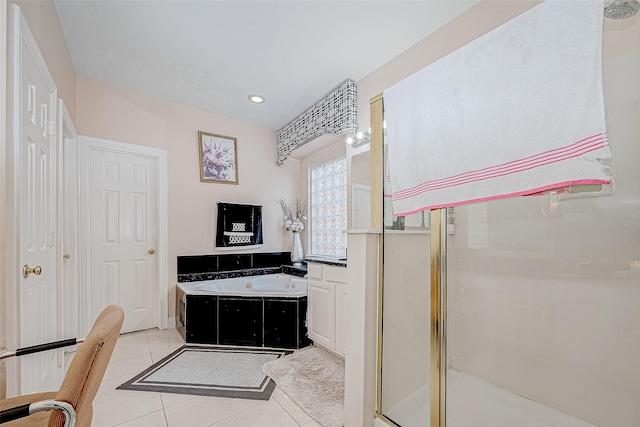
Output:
[{"xmin": 371, "ymin": 94, "xmax": 447, "ymax": 427}]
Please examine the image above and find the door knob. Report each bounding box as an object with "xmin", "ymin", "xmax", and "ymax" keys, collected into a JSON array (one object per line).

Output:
[
  {"xmin": 23, "ymin": 264, "xmax": 42, "ymax": 279},
  {"xmin": 64, "ymin": 253, "xmax": 70, "ymax": 260},
  {"xmin": 148, "ymin": 249, "xmax": 156, "ymax": 255}
]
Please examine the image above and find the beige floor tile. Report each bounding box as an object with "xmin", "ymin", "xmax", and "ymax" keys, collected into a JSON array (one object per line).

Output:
[
  {"xmin": 271, "ymin": 386, "xmax": 285, "ymax": 399},
  {"xmin": 148, "ymin": 336, "xmax": 185, "ymax": 354},
  {"xmin": 146, "ymin": 328, "xmax": 181, "ymax": 342},
  {"xmin": 103, "ymin": 353, "xmax": 153, "ymax": 380},
  {"xmin": 164, "ymin": 395, "xmax": 262, "ymax": 427},
  {"xmin": 91, "ymin": 391, "xmax": 163, "ymax": 427},
  {"xmin": 275, "ymin": 394, "xmax": 312, "ymax": 425},
  {"xmin": 151, "ymin": 347, "xmax": 179, "ymax": 363},
  {"xmin": 94, "ymin": 373, "xmax": 138, "ymax": 404},
  {"xmin": 160, "ymin": 392, "xmax": 198, "ymax": 408},
  {"xmin": 207, "ymin": 400, "xmax": 298, "ymax": 427},
  {"xmin": 111, "ymin": 341, "xmax": 151, "ymax": 362},
  {"xmin": 115, "ymin": 331, "xmax": 149, "ymax": 349},
  {"xmin": 114, "ymin": 409, "xmax": 168, "ymax": 427}
]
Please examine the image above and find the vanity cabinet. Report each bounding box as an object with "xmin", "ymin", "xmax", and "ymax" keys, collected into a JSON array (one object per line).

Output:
[
  {"xmin": 335, "ymin": 283, "xmax": 348, "ymax": 356},
  {"xmin": 307, "ymin": 262, "xmax": 347, "ymax": 356},
  {"xmin": 308, "ymin": 280, "xmax": 336, "ymax": 348}
]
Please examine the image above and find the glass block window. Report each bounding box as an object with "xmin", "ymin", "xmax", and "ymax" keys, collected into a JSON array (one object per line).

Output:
[{"xmin": 310, "ymin": 156, "xmax": 347, "ymax": 257}]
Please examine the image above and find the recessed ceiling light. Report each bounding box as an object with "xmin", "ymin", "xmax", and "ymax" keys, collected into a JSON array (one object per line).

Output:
[{"xmin": 248, "ymin": 95, "xmax": 265, "ymax": 104}]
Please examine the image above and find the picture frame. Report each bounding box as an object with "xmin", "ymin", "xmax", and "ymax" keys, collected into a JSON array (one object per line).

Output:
[{"xmin": 198, "ymin": 131, "xmax": 239, "ymax": 184}]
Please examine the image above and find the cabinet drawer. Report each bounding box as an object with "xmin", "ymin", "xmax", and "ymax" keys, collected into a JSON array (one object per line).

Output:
[
  {"xmin": 308, "ymin": 263, "xmax": 323, "ymax": 280},
  {"xmin": 324, "ymin": 266, "xmax": 347, "ymax": 283}
]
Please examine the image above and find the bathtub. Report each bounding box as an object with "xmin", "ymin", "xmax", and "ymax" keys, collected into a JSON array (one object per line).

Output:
[
  {"xmin": 178, "ymin": 274, "xmax": 307, "ymax": 297},
  {"xmin": 177, "ymin": 273, "xmax": 311, "ymax": 349}
]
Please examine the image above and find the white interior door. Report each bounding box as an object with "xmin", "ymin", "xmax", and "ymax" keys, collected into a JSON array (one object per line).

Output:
[
  {"xmin": 15, "ymin": 7, "xmax": 59, "ymax": 394},
  {"xmin": 59, "ymin": 100, "xmax": 80, "ymax": 365},
  {"xmin": 62, "ymin": 138, "xmax": 79, "ymax": 339},
  {"xmin": 89, "ymin": 148, "xmax": 159, "ymax": 333}
]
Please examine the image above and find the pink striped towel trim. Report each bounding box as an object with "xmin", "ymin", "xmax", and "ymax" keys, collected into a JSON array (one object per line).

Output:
[
  {"xmin": 393, "ymin": 179, "xmax": 610, "ymax": 217},
  {"xmin": 392, "ymin": 133, "xmax": 607, "ymax": 201}
]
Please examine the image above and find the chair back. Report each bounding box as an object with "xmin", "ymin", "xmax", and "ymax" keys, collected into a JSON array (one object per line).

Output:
[{"xmin": 49, "ymin": 305, "xmax": 124, "ymax": 427}]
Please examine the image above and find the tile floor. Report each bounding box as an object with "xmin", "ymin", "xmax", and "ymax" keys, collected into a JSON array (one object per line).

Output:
[{"xmin": 92, "ymin": 328, "xmax": 321, "ymax": 427}]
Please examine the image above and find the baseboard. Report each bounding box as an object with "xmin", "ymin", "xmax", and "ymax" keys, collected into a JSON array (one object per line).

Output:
[
  {"xmin": 310, "ymin": 341, "xmax": 345, "ymax": 359},
  {"xmin": 165, "ymin": 317, "xmax": 177, "ymax": 329}
]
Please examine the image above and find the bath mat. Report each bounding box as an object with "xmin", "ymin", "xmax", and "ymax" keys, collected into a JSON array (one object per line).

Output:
[
  {"xmin": 262, "ymin": 346, "xmax": 344, "ymax": 427},
  {"xmin": 117, "ymin": 346, "xmax": 288, "ymax": 400}
]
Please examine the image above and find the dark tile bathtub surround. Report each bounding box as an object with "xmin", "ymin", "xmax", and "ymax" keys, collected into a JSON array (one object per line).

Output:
[
  {"xmin": 178, "ymin": 266, "xmax": 308, "ymax": 283},
  {"xmin": 181, "ymin": 294, "xmax": 311, "ymax": 349},
  {"xmin": 177, "ymin": 255, "xmax": 219, "ymax": 274},
  {"xmin": 252, "ymin": 252, "xmax": 292, "ymax": 268},
  {"xmin": 218, "ymin": 254, "xmax": 252, "ymax": 272},
  {"xmin": 178, "ymin": 267, "xmax": 281, "ymax": 283},
  {"xmin": 177, "ymin": 252, "xmax": 306, "ymax": 282}
]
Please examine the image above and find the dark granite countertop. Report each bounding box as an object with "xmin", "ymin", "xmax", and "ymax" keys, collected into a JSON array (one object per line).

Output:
[
  {"xmin": 304, "ymin": 255, "xmax": 347, "ymax": 267},
  {"xmin": 178, "ymin": 265, "xmax": 307, "ymax": 282}
]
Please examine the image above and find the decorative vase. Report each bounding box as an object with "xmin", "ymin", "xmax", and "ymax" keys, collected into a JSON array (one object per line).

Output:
[{"xmin": 290, "ymin": 231, "xmax": 304, "ymax": 266}]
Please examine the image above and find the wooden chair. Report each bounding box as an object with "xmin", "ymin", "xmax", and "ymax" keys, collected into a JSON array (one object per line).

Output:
[{"xmin": 0, "ymin": 305, "xmax": 124, "ymax": 427}]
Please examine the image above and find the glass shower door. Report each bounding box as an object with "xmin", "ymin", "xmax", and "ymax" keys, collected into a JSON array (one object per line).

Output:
[
  {"xmin": 445, "ymin": 17, "xmax": 640, "ymax": 426},
  {"xmin": 379, "ymin": 212, "xmax": 431, "ymax": 425}
]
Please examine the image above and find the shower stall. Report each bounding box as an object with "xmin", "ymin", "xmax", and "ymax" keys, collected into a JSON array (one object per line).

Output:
[{"xmin": 375, "ymin": 3, "xmax": 640, "ymax": 427}]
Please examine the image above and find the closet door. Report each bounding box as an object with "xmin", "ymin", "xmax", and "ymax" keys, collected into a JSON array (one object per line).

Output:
[{"xmin": 10, "ymin": 5, "xmax": 60, "ymax": 394}]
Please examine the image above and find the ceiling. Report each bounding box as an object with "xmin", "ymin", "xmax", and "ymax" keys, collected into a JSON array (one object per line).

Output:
[{"xmin": 55, "ymin": 1, "xmax": 478, "ymax": 132}]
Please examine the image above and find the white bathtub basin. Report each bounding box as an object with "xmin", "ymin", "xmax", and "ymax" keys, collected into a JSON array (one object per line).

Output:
[{"xmin": 178, "ymin": 274, "xmax": 307, "ymax": 297}]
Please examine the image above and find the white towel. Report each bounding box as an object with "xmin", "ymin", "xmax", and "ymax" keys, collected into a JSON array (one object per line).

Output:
[{"xmin": 384, "ymin": 0, "xmax": 611, "ymax": 216}]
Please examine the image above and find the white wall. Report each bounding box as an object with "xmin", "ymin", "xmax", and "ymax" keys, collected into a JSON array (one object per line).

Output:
[{"xmin": 76, "ymin": 77, "xmax": 301, "ymax": 319}]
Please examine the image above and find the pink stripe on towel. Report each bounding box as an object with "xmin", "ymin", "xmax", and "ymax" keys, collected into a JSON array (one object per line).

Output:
[
  {"xmin": 392, "ymin": 134, "xmax": 607, "ymax": 201},
  {"xmin": 393, "ymin": 179, "xmax": 610, "ymax": 217}
]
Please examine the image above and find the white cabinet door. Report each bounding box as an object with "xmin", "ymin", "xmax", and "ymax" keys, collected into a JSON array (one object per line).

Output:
[
  {"xmin": 308, "ymin": 279, "xmax": 336, "ymax": 349},
  {"xmin": 335, "ymin": 284, "xmax": 348, "ymax": 357}
]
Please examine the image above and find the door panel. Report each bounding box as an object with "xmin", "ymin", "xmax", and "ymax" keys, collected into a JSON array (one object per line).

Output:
[
  {"xmin": 18, "ymin": 21, "xmax": 58, "ymax": 394},
  {"xmin": 307, "ymin": 280, "xmax": 335, "ymax": 349},
  {"xmin": 90, "ymin": 149, "xmax": 158, "ymax": 333}
]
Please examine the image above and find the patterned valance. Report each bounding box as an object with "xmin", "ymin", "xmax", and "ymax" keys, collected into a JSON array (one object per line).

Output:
[{"xmin": 276, "ymin": 80, "xmax": 357, "ymax": 166}]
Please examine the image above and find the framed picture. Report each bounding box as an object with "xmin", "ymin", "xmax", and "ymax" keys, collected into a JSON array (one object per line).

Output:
[{"xmin": 198, "ymin": 131, "xmax": 239, "ymax": 184}]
